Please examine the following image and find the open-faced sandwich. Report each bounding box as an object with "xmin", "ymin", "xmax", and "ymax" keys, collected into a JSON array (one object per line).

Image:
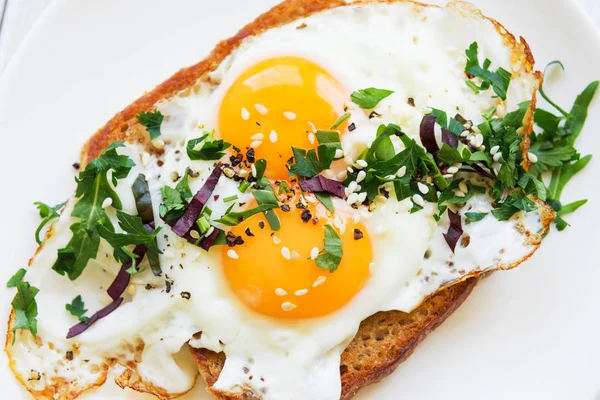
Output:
[{"xmin": 6, "ymin": 1, "xmax": 597, "ymax": 399}]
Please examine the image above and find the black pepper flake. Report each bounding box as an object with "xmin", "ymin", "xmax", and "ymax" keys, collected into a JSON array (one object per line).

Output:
[
  {"xmin": 165, "ymin": 280, "xmax": 172, "ymax": 294},
  {"xmin": 66, "ymin": 351, "xmax": 74, "ymax": 361},
  {"xmin": 226, "ymin": 231, "xmax": 245, "ymax": 247},
  {"xmin": 180, "ymin": 291, "xmax": 191, "ymax": 300},
  {"xmin": 408, "ymin": 97, "xmax": 415, "ymax": 107},
  {"xmin": 353, "ymin": 229, "xmax": 364, "ymax": 240},
  {"xmin": 368, "ymin": 111, "xmax": 381, "ymax": 119},
  {"xmin": 245, "ymin": 227, "xmax": 254, "ymax": 237},
  {"xmin": 145, "ymin": 284, "xmax": 154, "ymax": 290},
  {"xmin": 246, "ymin": 148, "xmax": 256, "ymax": 163},
  {"xmin": 281, "ymin": 204, "xmax": 291, "ymax": 212},
  {"xmin": 301, "ymin": 209, "xmax": 312, "ymax": 223},
  {"xmin": 232, "ymin": 145, "xmax": 241, "ymax": 153},
  {"xmin": 72, "ymin": 162, "xmax": 80, "ymax": 170},
  {"xmin": 258, "ymin": 221, "xmax": 265, "ymax": 229},
  {"xmin": 287, "ymin": 156, "xmax": 294, "ymax": 165},
  {"xmin": 348, "ymin": 122, "xmax": 356, "ymax": 132},
  {"xmin": 295, "ymin": 202, "xmax": 307, "ymax": 209},
  {"xmin": 187, "ymin": 168, "xmax": 200, "ymax": 178},
  {"xmin": 230, "ymin": 153, "xmax": 243, "ymax": 167},
  {"xmin": 28, "ymin": 370, "xmax": 41, "ymax": 381}
]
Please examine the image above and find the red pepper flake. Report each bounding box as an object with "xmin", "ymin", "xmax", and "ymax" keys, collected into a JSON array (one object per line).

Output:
[
  {"xmin": 353, "ymin": 229, "xmax": 364, "ymax": 240},
  {"xmin": 66, "ymin": 351, "xmax": 74, "ymax": 361}
]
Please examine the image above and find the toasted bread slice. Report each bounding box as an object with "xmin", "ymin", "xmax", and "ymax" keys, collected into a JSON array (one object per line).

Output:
[{"xmin": 191, "ymin": 278, "xmax": 478, "ymax": 400}]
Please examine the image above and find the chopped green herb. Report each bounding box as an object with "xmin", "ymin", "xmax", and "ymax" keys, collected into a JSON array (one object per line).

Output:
[
  {"xmin": 330, "ymin": 112, "xmax": 351, "ymax": 129},
  {"xmin": 289, "ymin": 146, "xmax": 335, "ymax": 178},
  {"xmin": 315, "ymin": 192, "xmax": 335, "ymax": 214},
  {"xmin": 278, "ymin": 181, "xmax": 291, "ymax": 194},
  {"xmin": 11, "ymin": 282, "xmax": 39, "ymax": 341},
  {"xmin": 465, "ymin": 42, "xmax": 512, "ymax": 100},
  {"xmin": 136, "ymin": 110, "xmax": 164, "ymax": 140},
  {"xmin": 253, "ymin": 159, "xmax": 267, "ymax": 181},
  {"xmin": 465, "ymin": 212, "xmax": 488, "ymax": 224},
  {"xmin": 97, "ymin": 211, "xmax": 162, "ymax": 254},
  {"xmin": 187, "ymin": 132, "xmax": 231, "ymax": 161},
  {"xmin": 350, "ymin": 88, "xmax": 394, "ymax": 109},
  {"xmin": 65, "ymin": 295, "xmax": 90, "ymax": 324},
  {"xmin": 34, "ymin": 201, "xmax": 65, "ymax": 244},
  {"xmin": 215, "ymin": 187, "xmax": 279, "ymax": 226},
  {"xmin": 7, "ymin": 268, "xmax": 26, "ymax": 288},
  {"xmin": 315, "ymin": 225, "xmax": 343, "ymax": 273},
  {"xmin": 223, "ymin": 195, "xmax": 238, "ymax": 203}
]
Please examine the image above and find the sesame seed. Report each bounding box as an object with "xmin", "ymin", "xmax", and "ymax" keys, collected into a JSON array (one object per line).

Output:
[
  {"xmin": 356, "ymin": 170, "xmax": 366, "ymax": 183},
  {"xmin": 241, "ymin": 108, "xmax": 250, "ymax": 120},
  {"xmin": 295, "ymin": 289, "xmax": 308, "ymax": 296},
  {"xmin": 128, "ymin": 285, "xmax": 137, "ymax": 296},
  {"xmin": 269, "ymin": 130, "xmax": 278, "ymax": 143},
  {"xmin": 355, "ymin": 159, "xmax": 368, "ymax": 168},
  {"xmin": 151, "ymin": 139, "xmax": 165, "ymax": 150},
  {"xmin": 374, "ymin": 195, "xmax": 388, "ymax": 204},
  {"xmin": 281, "ymin": 247, "xmax": 291, "ymax": 260},
  {"xmin": 189, "ymin": 230, "xmax": 200, "ymax": 239},
  {"xmin": 250, "ymin": 140, "xmax": 262, "ymax": 148},
  {"xmin": 474, "ymin": 134, "xmax": 484, "ymax": 148},
  {"xmin": 250, "ymin": 133, "xmax": 264, "ymax": 141},
  {"xmin": 346, "ymin": 193, "xmax": 359, "ymax": 205},
  {"xmin": 348, "ymin": 181, "xmax": 358, "ymax": 193},
  {"xmin": 272, "ymin": 236, "xmax": 281, "ymax": 245},
  {"xmin": 251, "ymin": 164, "xmax": 257, "ymax": 177},
  {"xmin": 275, "ymin": 288, "xmax": 287, "ymax": 296},
  {"xmin": 447, "ymin": 166, "xmax": 459, "ymax": 174},
  {"xmin": 396, "ymin": 166, "xmax": 407, "ymax": 178},
  {"xmin": 493, "ymin": 152, "xmax": 502, "ymax": 162},
  {"xmin": 384, "ymin": 174, "xmax": 396, "ymax": 180},
  {"xmin": 227, "ymin": 249, "xmax": 239, "ymax": 259},
  {"xmin": 458, "ymin": 181, "xmax": 468, "ymax": 194},
  {"xmin": 238, "ymin": 169, "xmax": 249, "ymax": 178},
  {"xmin": 460, "ymin": 130, "xmax": 469, "ymax": 138},
  {"xmin": 443, "ymin": 173, "xmax": 453, "ymax": 179},
  {"xmin": 334, "ymin": 149, "xmax": 344, "ymax": 159},
  {"xmin": 291, "ymin": 250, "xmax": 300, "ymax": 261},
  {"xmin": 101, "ymin": 197, "xmax": 113, "ymax": 209},
  {"xmin": 307, "ymin": 132, "xmax": 315, "ymax": 144},
  {"xmin": 357, "ymin": 192, "xmax": 367, "ymax": 203},
  {"xmin": 308, "ymin": 121, "xmax": 317, "ymax": 132},
  {"xmin": 310, "ymin": 247, "xmax": 319, "ymax": 260},
  {"xmin": 281, "ymin": 302, "xmax": 297, "ymax": 312},
  {"xmin": 283, "ymin": 111, "xmax": 297, "ymax": 120},
  {"xmin": 206, "ymin": 226, "xmax": 215, "ymax": 237},
  {"xmin": 454, "ymin": 190, "xmax": 466, "ymax": 198},
  {"xmin": 412, "ymin": 194, "xmax": 425, "ymax": 207},
  {"xmin": 313, "ymin": 276, "xmax": 327, "ymax": 287},
  {"xmin": 164, "ymin": 250, "xmax": 175, "ymax": 258},
  {"xmin": 254, "ymin": 104, "xmax": 268, "ymax": 115},
  {"xmin": 417, "ymin": 182, "xmax": 430, "ymax": 194},
  {"xmin": 529, "ymin": 152, "xmax": 538, "ymax": 164},
  {"xmin": 347, "ymin": 166, "xmax": 354, "ymax": 174}
]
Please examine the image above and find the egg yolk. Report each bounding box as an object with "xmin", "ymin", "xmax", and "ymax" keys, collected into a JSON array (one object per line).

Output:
[
  {"xmin": 218, "ymin": 56, "xmax": 348, "ymax": 180},
  {"xmin": 222, "ymin": 203, "xmax": 372, "ymax": 319}
]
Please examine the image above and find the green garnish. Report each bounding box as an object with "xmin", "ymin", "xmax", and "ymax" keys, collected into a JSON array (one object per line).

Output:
[
  {"xmin": 350, "ymin": 88, "xmax": 394, "ymax": 109},
  {"xmin": 6, "ymin": 268, "xmax": 26, "ymax": 288},
  {"xmin": 187, "ymin": 132, "xmax": 231, "ymax": 161},
  {"xmin": 315, "ymin": 192, "xmax": 335, "ymax": 214},
  {"xmin": 278, "ymin": 181, "xmax": 292, "ymax": 194},
  {"xmin": 315, "ymin": 225, "xmax": 343, "ymax": 273},
  {"xmin": 465, "ymin": 42, "xmax": 512, "ymax": 100},
  {"xmin": 215, "ymin": 186, "xmax": 279, "ymax": 226},
  {"xmin": 97, "ymin": 210, "xmax": 162, "ymax": 254},
  {"xmin": 33, "ymin": 201, "xmax": 65, "ymax": 244},
  {"xmin": 65, "ymin": 295, "xmax": 90, "ymax": 324},
  {"xmin": 159, "ymin": 172, "xmax": 193, "ymax": 222},
  {"xmin": 136, "ymin": 110, "xmax": 164, "ymax": 140},
  {"xmin": 52, "ymin": 142, "xmax": 135, "ymax": 280},
  {"xmin": 11, "ymin": 282, "xmax": 39, "ymax": 341},
  {"xmin": 464, "ymin": 212, "xmax": 488, "ymax": 224},
  {"xmin": 330, "ymin": 112, "xmax": 350, "ymax": 129},
  {"xmin": 289, "ymin": 146, "xmax": 335, "ymax": 178},
  {"xmin": 223, "ymin": 195, "xmax": 238, "ymax": 203}
]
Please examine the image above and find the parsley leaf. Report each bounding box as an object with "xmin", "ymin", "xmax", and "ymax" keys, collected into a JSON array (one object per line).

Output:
[
  {"xmin": 465, "ymin": 42, "xmax": 512, "ymax": 100},
  {"xmin": 33, "ymin": 201, "xmax": 65, "ymax": 244},
  {"xmin": 53, "ymin": 142, "xmax": 135, "ymax": 280},
  {"xmin": 315, "ymin": 192, "xmax": 335, "ymax": 213},
  {"xmin": 289, "ymin": 146, "xmax": 335, "ymax": 178},
  {"xmin": 465, "ymin": 212, "xmax": 488, "ymax": 224},
  {"xmin": 491, "ymin": 191, "xmax": 537, "ymax": 221},
  {"xmin": 97, "ymin": 211, "xmax": 162, "ymax": 254},
  {"xmin": 65, "ymin": 295, "xmax": 90, "ymax": 324},
  {"xmin": 136, "ymin": 110, "xmax": 164, "ymax": 140},
  {"xmin": 350, "ymin": 88, "xmax": 394, "ymax": 109},
  {"xmin": 160, "ymin": 172, "xmax": 193, "ymax": 221},
  {"xmin": 215, "ymin": 187, "xmax": 279, "ymax": 226},
  {"xmin": 315, "ymin": 225, "xmax": 343, "ymax": 273},
  {"xmin": 11, "ymin": 282, "xmax": 39, "ymax": 341},
  {"xmin": 7, "ymin": 268, "xmax": 26, "ymax": 288},
  {"xmin": 187, "ymin": 132, "xmax": 231, "ymax": 161}
]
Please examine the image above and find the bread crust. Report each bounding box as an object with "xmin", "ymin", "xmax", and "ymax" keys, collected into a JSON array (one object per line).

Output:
[{"xmin": 6, "ymin": 0, "xmax": 549, "ymax": 399}]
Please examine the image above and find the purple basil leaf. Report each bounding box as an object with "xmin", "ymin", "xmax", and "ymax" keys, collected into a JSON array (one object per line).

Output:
[
  {"xmin": 199, "ymin": 227, "xmax": 224, "ymax": 251},
  {"xmin": 66, "ymin": 297, "xmax": 124, "ymax": 339},
  {"xmin": 443, "ymin": 210, "xmax": 463, "ymax": 253},
  {"xmin": 419, "ymin": 115, "xmax": 439, "ymax": 153},
  {"xmin": 172, "ymin": 167, "xmax": 222, "ymax": 236},
  {"xmin": 299, "ymin": 175, "xmax": 345, "ymax": 198},
  {"xmin": 107, "ymin": 245, "xmax": 146, "ymax": 301},
  {"xmin": 441, "ymin": 128, "xmax": 458, "ymax": 148}
]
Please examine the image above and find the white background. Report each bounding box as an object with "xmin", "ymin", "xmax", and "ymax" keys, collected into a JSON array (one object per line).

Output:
[{"xmin": 0, "ymin": 0, "xmax": 599, "ymax": 74}]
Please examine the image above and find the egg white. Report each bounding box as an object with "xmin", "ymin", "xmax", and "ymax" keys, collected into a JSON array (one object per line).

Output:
[{"xmin": 8, "ymin": 2, "xmax": 545, "ymax": 400}]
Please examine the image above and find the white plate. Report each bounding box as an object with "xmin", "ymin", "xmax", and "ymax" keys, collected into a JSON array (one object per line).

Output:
[{"xmin": 0, "ymin": 0, "xmax": 599, "ymax": 399}]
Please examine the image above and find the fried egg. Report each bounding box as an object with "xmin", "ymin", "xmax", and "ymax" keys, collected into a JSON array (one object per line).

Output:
[{"xmin": 7, "ymin": 2, "xmax": 550, "ymax": 400}]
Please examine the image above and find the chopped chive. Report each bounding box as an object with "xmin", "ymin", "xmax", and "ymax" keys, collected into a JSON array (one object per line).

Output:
[
  {"xmin": 278, "ymin": 181, "xmax": 291, "ymax": 194},
  {"xmin": 223, "ymin": 195, "xmax": 238, "ymax": 203},
  {"xmin": 239, "ymin": 181, "xmax": 250, "ymax": 193},
  {"xmin": 196, "ymin": 216, "xmax": 211, "ymax": 234},
  {"xmin": 330, "ymin": 112, "xmax": 351, "ymax": 129}
]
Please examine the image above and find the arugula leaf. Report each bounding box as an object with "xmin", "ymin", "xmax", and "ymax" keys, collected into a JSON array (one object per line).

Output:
[
  {"xmin": 97, "ymin": 211, "xmax": 162, "ymax": 253},
  {"xmin": 65, "ymin": 295, "xmax": 90, "ymax": 324},
  {"xmin": 289, "ymin": 146, "xmax": 335, "ymax": 178},
  {"xmin": 34, "ymin": 201, "xmax": 65, "ymax": 244},
  {"xmin": 53, "ymin": 142, "xmax": 135, "ymax": 280},
  {"xmin": 465, "ymin": 42, "xmax": 512, "ymax": 100},
  {"xmin": 528, "ymin": 138, "xmax": 577, "ymax": 176},
  {"xmin": 350, "ymin": 88, "xmax": 394, "ymax": 109},
  {"xmin": 491, "ymin": 191, "xmax": 536, "ymax": 221},
  {"xmin": 254, "ymin": 159, "xmax": 267, "ymax": 181},
  {"xmin": 565, "ymin": 80, "xmax": 599, "ymax": 143},
  {"xmin": 7, "ymin": 269, "xmax": 26, "ymax": 288},
  {"xmin": 11, "ymin": 282, "xmax": 39, "ymax": 340},
  {"xmin": 465, "ymin": 212, "xmax": 488, "ymax": 224},
  {"xmin": 548, "ymin": 154, "xmax": 592, "ymax": 201},
  {"xmin": 315, "ymin": 225, "xmax": 343, "ymax": 273},
  {"xmin": 136, "ymin": 110, "xmax": 164, "ymax": 140},
  {"xmin": 215, "ymin": 188, "xmax": 279, "ymax": 226},
  {"xmin": 187, "ymin": 133, "xmax": 231, "ymax": 161}
]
